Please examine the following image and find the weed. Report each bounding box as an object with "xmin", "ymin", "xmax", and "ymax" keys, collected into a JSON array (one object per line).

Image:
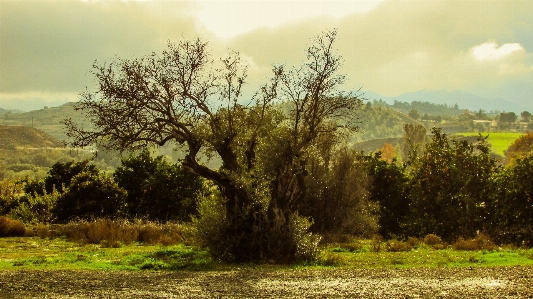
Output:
[{"xmin": 0, "ymin": 216, "xmax": 26, "ymax": 237}]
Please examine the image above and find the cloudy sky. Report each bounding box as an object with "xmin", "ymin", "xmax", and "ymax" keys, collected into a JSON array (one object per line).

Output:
[{"xmin": 1, "ymin": 0, "xmax": 532, "ymax": 111}]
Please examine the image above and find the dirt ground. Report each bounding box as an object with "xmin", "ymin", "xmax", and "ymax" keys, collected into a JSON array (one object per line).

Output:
[{"xmin": 1, "ymin": 266, "xmax": 532, "ymax": 298}]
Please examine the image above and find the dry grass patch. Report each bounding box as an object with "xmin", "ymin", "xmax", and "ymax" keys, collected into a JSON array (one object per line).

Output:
[
  {"xmin": 0, "ymin": 216, "xmax": 26, "ymax": 237},
  {"xmin": 55, "ymin": 218, "xmax": 188, "ymax": 246},
  {"xmin": 453, "ymin": 233, "xmax": 497, "ymax": 251}
]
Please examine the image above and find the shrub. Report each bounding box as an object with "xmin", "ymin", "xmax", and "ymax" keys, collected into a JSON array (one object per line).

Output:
[
  {"xmin": 386, "ymin": 240, "xmax": 413, "ymax": 252},
  {"xmin": 453, "ymin": 233, "xmax": 497, "ymax": 251},
  {"xmin": 53, "ymin": 172, "xmax": 127, "ymax": 223},
  {"xmin": 7, "ymin": 188, "xmax": 59, "ymax": 225},
  {"xmin": 114, "ymin": 149, "xmax": 206, "ymax": 222},
  {"xmin": 406, "ymin": 237, "xmax": 421, "ymax": 248},
  {"xmin": 423, "ymin": 234, "xmax": 442, "ymax": 246},
  {"xmin": 0, "ymin": 216, "xmax": 26, "ymax": 237},
  {"xmin": 193, "ymin": 191, "xmax": 320, "ymax": 263}
]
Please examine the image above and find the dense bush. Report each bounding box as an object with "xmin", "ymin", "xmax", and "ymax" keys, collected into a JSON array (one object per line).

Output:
[
  {"xmin": 489, "ymin": 155, "xmax": 533, "ymax": 246},
  {"xmin": 403, "ymin": 128, "xmax": 496, "ymax": 242},
  {"xmin": 23, "ymin": 160, "xmax": 98, "ymax": 196},
  {"xmin": 193, "ymin": 190, "xmax": 320, "ymax": 263},
  {"xmin": 114, "ymin": 150, "xmax": 205, "ymax": 222},
  {"xmin": 364, "ymin": 152, "xmax": 410, "ymax": 239},
  {"xmin": 53, "ymin": 172, "xmax": 127, "ymax": 223},
  {"xmin": 8, "ymin": 189, "xmax": 59, "ymax": 224}
]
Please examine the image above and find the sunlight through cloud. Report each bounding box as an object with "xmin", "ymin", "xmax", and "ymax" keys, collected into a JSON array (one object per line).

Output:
[{"xmin": 472, "ymin": 42, "xmax": 524, "ymax": 60}]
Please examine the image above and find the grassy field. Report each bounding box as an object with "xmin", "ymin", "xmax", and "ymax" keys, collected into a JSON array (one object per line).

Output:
[
  {"xmin": 455, "ymin": 132, "xmax": 524, "ymax": 157},
  {"xmin": 1, "ymin": 237, "xmax": 532, "ymax": 271}
]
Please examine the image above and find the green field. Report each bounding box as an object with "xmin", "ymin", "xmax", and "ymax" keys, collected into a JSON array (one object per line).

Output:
[
  {"xmin": 1, "ymin": 237, "xmax": 532, "ymax": 271},
  {"xmin": 455, "ymin": 132, "xmax": 524, "ymax": 157}
]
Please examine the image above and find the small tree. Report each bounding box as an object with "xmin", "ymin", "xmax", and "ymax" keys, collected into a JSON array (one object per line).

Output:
[
  {"xmin": 64, "ymin": 30, "xmax": 363, "ymax": 262},
  {"xmin": 489, "ymin": 155, "xmax": 533, "ymax": 246},
  {"xmin": 404, "ymin": 128, "xmax": 497, "ymax": 241},
  {"xmin": 364, "ymin": 153, "xmax": 410, "ymax": 239},
  {"xmin": 520, "ymin": 111, "xmax": 531, "ymax": 122},
  {"xmin": 408, "ymin": 109, "xmax": 420, "ymax": 120},
  {"xmin": 401, "ymin": 123, "xmax": 427, "ymax": 162}
]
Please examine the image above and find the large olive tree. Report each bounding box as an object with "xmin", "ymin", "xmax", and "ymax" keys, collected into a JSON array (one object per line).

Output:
[{"xmin": 64, "ymin": 30, "xmax": 363, "ymax": 262}]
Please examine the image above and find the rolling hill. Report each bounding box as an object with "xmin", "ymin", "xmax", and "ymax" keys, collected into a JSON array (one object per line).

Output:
[{"xmin": 0, "ymin": 126, "xmax": 64, "ymax": 150}]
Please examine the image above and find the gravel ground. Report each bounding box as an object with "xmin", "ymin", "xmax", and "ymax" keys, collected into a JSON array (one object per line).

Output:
[{"xmin": 1, "ymin": 266, "xmax": 532, "ymax": 298}]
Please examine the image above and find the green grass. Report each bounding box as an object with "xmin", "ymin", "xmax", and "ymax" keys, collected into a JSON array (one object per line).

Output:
[
  {"xmin": 455, "ymin": 132, "xmax": 524, "ymax": 156},
  {"xmin": 311, "ymin": 240, "xmax": 533, "ymax": 269},
  {"xmin": 1, "ymin": 237, "xmax": 532, "ymax": 271},
  {"xmin": 0, "ymin": 237, "xmax": 213, "ymax": 271}
]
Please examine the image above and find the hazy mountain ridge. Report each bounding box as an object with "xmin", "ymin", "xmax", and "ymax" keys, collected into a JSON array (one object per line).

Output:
[{"xmin": 363, "ymin": 90, "xmax": 528, "ymax": 114}]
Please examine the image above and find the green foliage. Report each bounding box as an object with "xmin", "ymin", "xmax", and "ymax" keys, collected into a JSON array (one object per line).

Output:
[
  {"xmin": 404, "ymin": 128, "xmax": 496, "ymax": 242},
  {"xmin": 8, "ymin": 189, "xmax": 59, "ymax": 225},
  {"xmin": 53, "ymin": 172, "xmax": 127, "ymax": 223},
  {"xmin": 114, "ymin": 149, "xmax": 204, "ymax": 222},
  {"xmin": 364, "ymin": 153, "xmax": 410, "ymax": 239},
  {"xmin": 489, "ymin": 155, "xmax": 533, "ymax": 246}
]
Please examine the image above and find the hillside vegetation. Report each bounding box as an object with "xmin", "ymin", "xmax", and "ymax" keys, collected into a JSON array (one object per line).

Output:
[{"xmin": 0, "ymin": 126, "xmax": 64, "ymax": 150}]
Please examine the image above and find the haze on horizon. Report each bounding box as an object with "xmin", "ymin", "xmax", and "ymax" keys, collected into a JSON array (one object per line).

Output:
[{"xmin": 1, "ymin": 0, "xmax": 532, "ymax": 112}]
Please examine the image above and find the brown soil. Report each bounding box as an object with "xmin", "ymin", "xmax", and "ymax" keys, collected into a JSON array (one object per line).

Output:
[{"xmin": 1, "ymin": 266, "xmax": 532, "ymax": 298}]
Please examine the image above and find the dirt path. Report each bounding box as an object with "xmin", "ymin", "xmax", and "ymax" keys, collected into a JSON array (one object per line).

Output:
[{"xmin": 1, "ymin": 266, "xmax": 532, "ymax": 298}]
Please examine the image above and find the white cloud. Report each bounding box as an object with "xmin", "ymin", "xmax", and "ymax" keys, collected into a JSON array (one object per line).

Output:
[{"xmin": 471, "ymin": 42, "xmax": 524, "ymax": 60}]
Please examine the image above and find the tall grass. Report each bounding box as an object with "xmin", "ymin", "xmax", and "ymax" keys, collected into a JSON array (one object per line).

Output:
[
  {"xmin": 0, "ymin": 216, "xmax": 26, "ymax": 237},
  {"xmin": 35, "ymin": 218, "xmax": 194, "ymax": 247}
]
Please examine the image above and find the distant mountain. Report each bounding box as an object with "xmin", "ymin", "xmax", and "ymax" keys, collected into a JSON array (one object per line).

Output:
[
  {"xmin": 0, "ymin": 126, "xmax": 64, "ymax": 150},
  {"xmin": 0, "ymin": 107, "xmax": 25, "ymax": 115},
  {"xmin": 363, "ymin": 90, "xmax": 528, "ymax": 114}
]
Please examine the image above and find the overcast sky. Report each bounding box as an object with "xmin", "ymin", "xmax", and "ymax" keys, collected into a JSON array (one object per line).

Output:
[{"xmin": 1, "ymin": 0, "xmax": 532, "ymax": 111}]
